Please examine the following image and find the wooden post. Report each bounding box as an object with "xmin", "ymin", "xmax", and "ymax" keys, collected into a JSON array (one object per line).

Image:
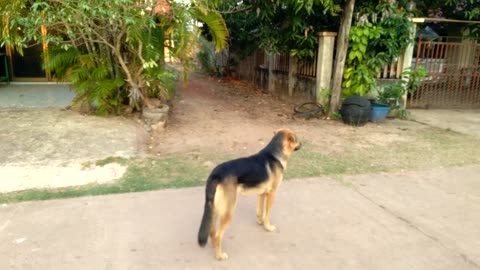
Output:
[
  {"xmin": 401, "ymin": 23, "xmax": 416, "ymax": 108},
  {"xmin": 288, "ymin": 56, "xmax": 298, "ymax": 96},
  {"xmin": 329, "ymin": 0, "xmax": 356, "ymax": 115},
  {"xmin": 268, "ymin": 53, "xmax": 274, "ymax": 93},
  {"xmin": 316, "ymin": 32, "xmax": 337, "ymax": 106}
]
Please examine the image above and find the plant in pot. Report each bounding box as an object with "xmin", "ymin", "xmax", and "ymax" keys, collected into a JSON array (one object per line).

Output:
[
  {"xmin": 340, "ymin": 2, "xmax": 415, "ymax": 124},
  {"xmin": 376, "ymin": 66, "xmax": 427, "ymax": 119},
  {"xmin": 376, "ymin": 83, "xmax": 403, "ymax": 119}
]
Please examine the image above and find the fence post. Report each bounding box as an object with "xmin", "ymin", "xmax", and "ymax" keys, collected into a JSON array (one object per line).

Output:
[
  {"xmin": 288, "ymin": 56, "xmax": 298, "ymax": 96},
  {"xmin": 268, "ymin": 53, "xmax": 274, "ymax": 93},
  {"xmin": 316, "ymin": 32, "xmax": 337, "ymax": 106},
  {"xmin": 401, "ymin": 23, "xmax": 416, "ymax": 108}
]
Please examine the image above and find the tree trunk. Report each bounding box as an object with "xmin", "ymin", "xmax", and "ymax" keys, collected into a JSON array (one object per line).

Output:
[{"xmin": 328, "ymin": 0, "xmax": 355, "ymax": 116}]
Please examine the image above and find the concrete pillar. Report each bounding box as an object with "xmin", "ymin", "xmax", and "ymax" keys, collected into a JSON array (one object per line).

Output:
[
  {"xmin": 401, "ymin": 23, "xmax": 416, "ymax": 108},
  {"xmin": 316, "ymin": 32, "xmax": 337, "ymax": 106},
  {"xmin": 288, "ymin": 56, "xmax": 298, "ymax": 96}
]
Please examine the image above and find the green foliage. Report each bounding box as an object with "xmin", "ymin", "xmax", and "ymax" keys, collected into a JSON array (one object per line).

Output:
[
  {"xmin": 191, "ymin": 5, "xmax": 229, "ymax": 52},
  {"xmin": 1, "ymin": 0, "xmax": 228, "ymax": 114},
  {"xmin": 378, "ymin": 83, "xmax": 404, "ymax": 105},
  {"xmin": 164, "ymin": 1, "xmax": 229, "ymax": 84},
  {"xmin": 222, "ymin": 3, "xmax": 258, "ymax": 59},
  {"xmin": 255, "ymin": 0, "xmax": 340, "ymax": 59},
  {"xmin": 409, "ymin": 0, "xmax": 480, "ymax": 37},
  {"xmin": 144, "ymin": 66, "xmax": 179, "ymax": 102},
  {"xmin": 331, "ymin": 111, "xmax": 342, "ymax": 120},
  {"xmin": 342, "ymin": 1, "xmax": 414, "ymax": 98},
  {"xmin": 377, "ymin": 66, "xmax": 427, "ymax": 109},
  {"xmin": 196, "ymin": 37, "xmax": 225, "ymax": 76},
  {"xmin": 397, "ymin": 108, "xmax": 409, "ymax": 119},
  {"xmin": 46, "ymin": 46, "xmax": 125, "ymax": 115},
  {"xmin": 403, "ymin": 66, "xmax": 428, "ymax": 94},
  {"xmin": 213, "ymin": 0, "xmax": 340, "ymax": 61}
]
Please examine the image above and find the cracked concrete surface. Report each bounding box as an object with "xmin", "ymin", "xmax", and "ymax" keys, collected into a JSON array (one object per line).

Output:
[{"xmin": 1, "ymin": 165, "xmax": 479, "ymax": 270}]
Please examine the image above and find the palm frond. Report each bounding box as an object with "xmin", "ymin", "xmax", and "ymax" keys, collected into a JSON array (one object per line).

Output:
[
  {"xmin": 45, "ymin": 47, "xmax": 80, "ymax": 81},
  {"xmin": 70, "ymin": 67, "xmax": 91, "ymax": 84},
  {"xmin": 190, "ymin": 7, "xmax": 229, "ymax": 52},
  {"xmin": 141, "ymin": 27, "xmax": 165, "ymax": 62},
  {"xmin": 91, "ymin": 65, "xmax": 109, "ymax": 81}
]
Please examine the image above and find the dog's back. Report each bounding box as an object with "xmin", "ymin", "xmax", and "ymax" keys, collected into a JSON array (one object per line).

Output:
[{"xmin": 210, "ymin": 153, "xmax": 280, "ymax": 187}]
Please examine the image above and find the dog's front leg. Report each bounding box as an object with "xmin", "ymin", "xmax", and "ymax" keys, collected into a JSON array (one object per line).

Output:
[
  {"xmin": 256, "ymin": 194, "xmax": 266, "ymax": 225},
  {"xmin": 263, "ymin": 191, "xmax": 276, "ymax": 232}
]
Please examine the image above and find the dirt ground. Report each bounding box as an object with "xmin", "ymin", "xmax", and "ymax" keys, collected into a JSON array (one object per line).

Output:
[
  {"xmin": 153, "ymin": 73, "xmax": 427, "ymax": 156},
  {"xmin": 1, "ymin": 72, "xmax": 478, "ymax": 192},
  {"xmin": 0, "ymin": 108, "xmax": 148, "ymax": 192}
]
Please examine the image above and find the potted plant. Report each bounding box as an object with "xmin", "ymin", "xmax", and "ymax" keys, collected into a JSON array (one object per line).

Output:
[{"xmin": 375, "ymin": 67, "xmax": 427, "ymax": 119}]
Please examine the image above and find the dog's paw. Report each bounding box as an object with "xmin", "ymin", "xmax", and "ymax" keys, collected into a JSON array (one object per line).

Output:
[
  {"xmin": 216, "ymin": 252, "xmax": 229, "ymax": 261},
  {"xmin": 256, "ymin": 217, "xmax": 264, "ymax": 225},
  {"xmin": 264, "ymin": 223, "xmax": 276, "ymax": 232}
]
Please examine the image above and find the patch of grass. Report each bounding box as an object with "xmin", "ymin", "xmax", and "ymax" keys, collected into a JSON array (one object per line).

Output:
[
  {"xmin": 285, "ymin": 143, "xmax": 380, "ymax": 178},
  {"xmin": 95, "ymin": 156, "xmax": 129, "ymax": 167},
  {"xmin": 2, "ymin": 127, "xmax": 480, "ymax": 204},
  {"xmin": 80, "ymin": 156, "xmax": 129, "ymax": 169},
  {"xmin": 0, "ymin": 155, "xmax": 221, "ymax": 204},
  {"xmin": 286, "ymin": 127, "xmax": 480, "ymax": 179}
]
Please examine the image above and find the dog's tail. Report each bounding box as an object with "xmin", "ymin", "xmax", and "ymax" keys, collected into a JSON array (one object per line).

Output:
[{"xmin": 198, "ymin": 176, "xmax": 219, "ymax": 247}]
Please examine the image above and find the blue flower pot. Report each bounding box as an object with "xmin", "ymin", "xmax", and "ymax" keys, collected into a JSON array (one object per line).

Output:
[{"xmin": 370, "ymin": 103, "xmax": 390, "ymax": 122}]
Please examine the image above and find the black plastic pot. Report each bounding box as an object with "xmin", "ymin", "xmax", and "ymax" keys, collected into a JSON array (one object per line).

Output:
[{"xmin": 340, "ymin": 95, "xmax": 371, "ymax": 126}]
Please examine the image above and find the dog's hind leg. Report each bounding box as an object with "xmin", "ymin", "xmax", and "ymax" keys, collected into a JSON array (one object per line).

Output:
[
  {"xmin": 256, "ymin": 194, "xmax": 266, "ymax": 225},
  {"xmin": 213, "ymin": 181, "xmax": 237, "ymax": 261},
  {"xmin": 215, "ymin": 211, "xmax": 233, "ymax": 260},
  {"xmin": 262, "ymin": 191, "xmax": 277, "ymax": 232},
  {"xmin": 209, "ymin": 211, "xmax": 217, "ymax": 247}
]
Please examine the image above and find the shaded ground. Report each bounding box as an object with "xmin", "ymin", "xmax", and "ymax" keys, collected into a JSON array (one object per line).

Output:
[
  {"xmin": 1, "ymin": 165, "xmax": 479, "ymax": 270},
  {"xmin": 153, "ymin": 74, "xmax": 429, "ymax": 156}
]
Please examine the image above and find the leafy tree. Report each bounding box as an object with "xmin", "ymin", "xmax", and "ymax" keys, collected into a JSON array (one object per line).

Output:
[
  {"xmin": 342, "ymin": 1, "xmax": 414, "ymax": 97},
  {"xmin": 210, "ymin": 0, "xmax": 340, "ymax": 61},
  {"xmin": 0, "ymin": 0, "xmax": 228, "ymax": 114},
  {"xmin": 247, "ymin": 0, "xmax": 341, "ymax": 59}
]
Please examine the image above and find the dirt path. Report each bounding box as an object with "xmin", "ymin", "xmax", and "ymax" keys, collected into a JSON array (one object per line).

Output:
[{"xmin": 153, "ymin": 73, "xmax": 428, "ymax": 157}]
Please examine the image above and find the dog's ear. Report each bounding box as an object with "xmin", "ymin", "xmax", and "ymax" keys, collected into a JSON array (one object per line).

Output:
[
  {"xmin": 274, "ymin": 128, "xmax": 285, "ymax": 135},
  {"xmin": 287, "ymin": 133, "xmax": 295, "ymax": 143}
]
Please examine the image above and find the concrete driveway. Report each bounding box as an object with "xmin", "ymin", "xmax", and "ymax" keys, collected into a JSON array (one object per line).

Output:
[
  {"xmin": 0, "ymin": 83, "xmax": 74, "ymax": 108},
  {"xmin": 410, "ymin": 109, "xmax": 480, "ymax": 137},
  {"xmin": 1, "ymin": 165, "xmax": 479, "ymax": 270}
]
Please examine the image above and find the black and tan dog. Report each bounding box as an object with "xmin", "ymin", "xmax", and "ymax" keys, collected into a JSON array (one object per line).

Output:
[{"xmin": 197, "ymin": 128, "xmax": 301, "ymax": 260}]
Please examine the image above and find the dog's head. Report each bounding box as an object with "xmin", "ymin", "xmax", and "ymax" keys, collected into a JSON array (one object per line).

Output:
[{"xmin": 274, "ymin": 128, "xmax": 302, "ymax": 156}]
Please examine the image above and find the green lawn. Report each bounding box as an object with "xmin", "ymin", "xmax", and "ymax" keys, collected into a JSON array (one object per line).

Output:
[{"xmin": 2, "ymin": 127, "xmax": 480, "ymax": 204}]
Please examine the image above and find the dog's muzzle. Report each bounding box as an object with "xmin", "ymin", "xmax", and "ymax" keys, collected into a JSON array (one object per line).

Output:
[{"xmin": 294, "ymin": 143, "xmax": 302, "ymax": 151}]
